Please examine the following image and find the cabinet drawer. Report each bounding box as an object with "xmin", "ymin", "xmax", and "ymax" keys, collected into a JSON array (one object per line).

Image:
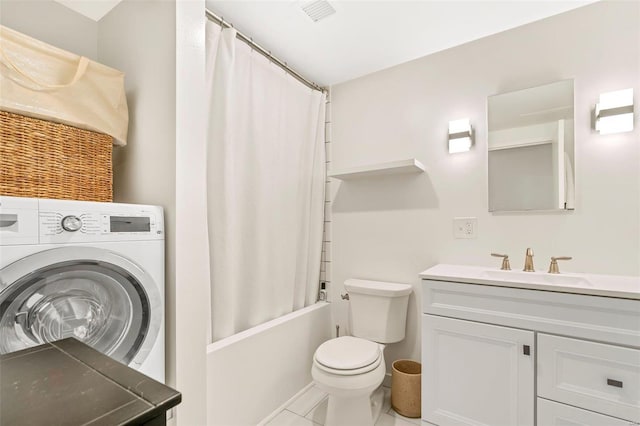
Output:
[
  {"xmin": 538, "ymin": 334, "xmax": 640, "ymax": 422},
  {"xmin": 538, "ymin": 398, "xmax": 630, "ymax": 426}
]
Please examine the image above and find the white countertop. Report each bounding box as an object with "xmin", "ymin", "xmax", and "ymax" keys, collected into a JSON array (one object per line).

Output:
[{"xmin": 419, "ymin": 264, "xmax": 640, "ymax": 300}]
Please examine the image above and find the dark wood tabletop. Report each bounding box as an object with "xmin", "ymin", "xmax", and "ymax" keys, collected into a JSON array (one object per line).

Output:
[{"xmin": 0, "ymin": 338, "xmax": 181, "ymax": 426}]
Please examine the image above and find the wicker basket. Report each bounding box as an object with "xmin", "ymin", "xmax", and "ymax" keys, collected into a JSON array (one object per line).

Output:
[{"xmin": 0, "ymin": 110, "xmax": 112, "ymax": 202}]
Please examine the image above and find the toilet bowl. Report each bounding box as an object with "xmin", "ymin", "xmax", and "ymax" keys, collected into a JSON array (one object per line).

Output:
[
  {"xmin": 311, "ymin": 279, "xmax": 412, "ymax": 426},
  {"xmin": 312, "ymin": 336, "xmax": 386, "ymax": 425}
]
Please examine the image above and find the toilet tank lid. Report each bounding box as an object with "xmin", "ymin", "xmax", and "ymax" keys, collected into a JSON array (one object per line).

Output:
[{"xmin": 344, "ymin": 279, "xmax": 412, "ymax": 297}]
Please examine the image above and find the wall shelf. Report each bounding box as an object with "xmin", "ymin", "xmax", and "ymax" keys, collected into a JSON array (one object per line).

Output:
[{"xmin": 328, "ymin": 159, "xmax": 425, "ymax": 180}]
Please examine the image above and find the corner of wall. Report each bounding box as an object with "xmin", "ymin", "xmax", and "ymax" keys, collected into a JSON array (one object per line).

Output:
[{"xmin": 175, "ymin": 1, "xmax": 208, "ymax": 425}]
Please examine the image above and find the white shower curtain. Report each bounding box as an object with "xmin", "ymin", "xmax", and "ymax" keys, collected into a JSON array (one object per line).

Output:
[{"xmin": 205, "ymin": 22, "xmax": 326, "ymax": 342}]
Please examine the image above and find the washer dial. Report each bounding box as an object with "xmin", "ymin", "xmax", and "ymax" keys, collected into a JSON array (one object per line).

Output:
[{"xmin": 61, "ymin": 215, "xmax": 82, "ymax": 232}]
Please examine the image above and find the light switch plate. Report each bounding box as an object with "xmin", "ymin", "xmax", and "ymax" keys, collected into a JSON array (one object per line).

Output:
[{"xmin": 453, "ymin": 217, "xmax": 477, "ymax": 239}]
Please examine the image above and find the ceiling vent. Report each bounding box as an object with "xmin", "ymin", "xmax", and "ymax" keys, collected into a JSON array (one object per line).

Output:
[{"xmin": 301, "ymin": 0, "xmax": 336, "ymax": 22}]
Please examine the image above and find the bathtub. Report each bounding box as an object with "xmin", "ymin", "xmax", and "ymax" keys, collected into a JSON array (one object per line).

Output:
[{"xmin": 206, "ymin": 302, "xmax": 332, "ymax": 426}]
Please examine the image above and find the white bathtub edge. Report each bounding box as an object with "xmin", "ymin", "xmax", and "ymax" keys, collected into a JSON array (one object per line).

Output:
[{"xmin": 206, "ymin": 302, "xmax": 330, "ymax": 353}]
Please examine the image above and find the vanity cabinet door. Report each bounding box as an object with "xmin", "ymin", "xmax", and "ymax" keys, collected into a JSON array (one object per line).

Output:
[
  {"xmin": 538, "ymin": 398, "xmax": 630, "ymax": 426},
  {"xmin": 422, "ymin": 314, "xmax": 534, "ymax": 426}
]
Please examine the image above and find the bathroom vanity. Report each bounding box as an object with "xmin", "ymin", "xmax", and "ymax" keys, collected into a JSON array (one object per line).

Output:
[{"xmin": 419, "ymin": 264, "xmax": 640, "ymax": 426}]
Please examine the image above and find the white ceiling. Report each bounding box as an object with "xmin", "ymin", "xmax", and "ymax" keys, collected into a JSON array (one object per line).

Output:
[
  {"xmin": 56, "ymin": 0, "xmax": 597, "ymax": 87},
  {"xmin": 55, "ymin": 0, "xmax": 123, "ymax": 21},
  {"xmin": 207, "ymin": 0, "xmax": 597, "ymax": 86}
]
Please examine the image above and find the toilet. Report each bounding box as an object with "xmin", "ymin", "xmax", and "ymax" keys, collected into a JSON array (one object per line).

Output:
[{"xmin": 312, "ymin": 278, "xmax": 412, "ymax": 426}]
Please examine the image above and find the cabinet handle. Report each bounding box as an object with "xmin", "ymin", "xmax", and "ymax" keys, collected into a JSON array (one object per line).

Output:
[
  {"xmin": 523, "ymin": 345, "xmax": 530, "ymax": 356},
  {"xmin": 607, "ymin": 378, "xmax": 623, "ymax": 388}
]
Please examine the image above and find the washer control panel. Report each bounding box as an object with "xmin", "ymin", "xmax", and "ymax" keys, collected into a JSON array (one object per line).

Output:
[
  {"xmin": 38, "ymin": 199, "xmax": 164, "ymax": 243},
  {"xmin": 0, "ymin": 196, "xmax": 164, "ymax": 244}
]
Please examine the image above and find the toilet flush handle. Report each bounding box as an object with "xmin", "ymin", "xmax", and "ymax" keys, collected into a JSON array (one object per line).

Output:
[{"xmin": 340, "ymin": 293, "xmax": 349, "ymax": 300}]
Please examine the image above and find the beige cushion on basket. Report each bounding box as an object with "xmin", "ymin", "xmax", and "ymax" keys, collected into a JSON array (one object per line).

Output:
[{"xmin": 0, "ymin": 25, "xmax": 128, "ymax": 146}]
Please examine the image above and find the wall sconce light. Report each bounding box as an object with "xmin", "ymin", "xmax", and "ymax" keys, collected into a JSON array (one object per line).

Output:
[
  {"xmin": 448, "ymin": 118, "xmax": 473, "ymax": 153},
  {"xmin": 595, "ymin": 88, "xmax": 634, "ymax": 134}
]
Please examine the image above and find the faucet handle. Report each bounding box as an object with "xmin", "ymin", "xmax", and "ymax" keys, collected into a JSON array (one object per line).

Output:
[
  {"xmin": 548, "ymin": 256, "xmax": 572, "ymax": 274},
  {"xmin": 491, "ymin": 253, "xmax": 511, "ymax": 270}
]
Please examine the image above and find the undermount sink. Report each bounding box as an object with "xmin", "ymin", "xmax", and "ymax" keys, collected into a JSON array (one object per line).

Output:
[{"xmin": 481, "ymin": 269, "xmax": 592, "ymax": 287}]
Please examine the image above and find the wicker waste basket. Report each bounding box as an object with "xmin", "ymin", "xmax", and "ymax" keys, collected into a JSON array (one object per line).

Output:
[{"xmin": 391, "ymin": 359, "xmax": 421, "ymax": 418}]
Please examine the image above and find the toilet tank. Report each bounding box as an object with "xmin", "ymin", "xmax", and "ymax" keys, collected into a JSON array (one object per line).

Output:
[{"xmin": 345, "ymin": 279, "xmax": 412, "ymax": 344}]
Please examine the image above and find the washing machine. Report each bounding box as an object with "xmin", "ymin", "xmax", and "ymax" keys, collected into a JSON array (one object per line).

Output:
[{"xmin": 0, "ymin": 196, "xmax": 165, "ymax": 383}]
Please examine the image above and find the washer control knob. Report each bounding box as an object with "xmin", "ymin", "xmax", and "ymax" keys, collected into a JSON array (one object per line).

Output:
[{"xmin": 61, "ymin": 215, "xmax": 82, "ymax": 232}]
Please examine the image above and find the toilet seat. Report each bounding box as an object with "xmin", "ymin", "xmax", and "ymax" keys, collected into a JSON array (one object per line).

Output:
[{"xmin": 314, "ymin": 336, "xmax": 382, "ymax": 376}]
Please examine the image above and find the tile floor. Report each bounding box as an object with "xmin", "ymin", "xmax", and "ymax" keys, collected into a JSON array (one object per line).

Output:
[{"xmin": 264, "ymin": 385, "xmax": 421, "ymax": 426}]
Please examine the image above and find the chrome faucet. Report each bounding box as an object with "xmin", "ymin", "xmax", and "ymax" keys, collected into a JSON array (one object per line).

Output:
[{"xmin": 523, "ymin": 248, "xmax": 535, "ymax": 272}]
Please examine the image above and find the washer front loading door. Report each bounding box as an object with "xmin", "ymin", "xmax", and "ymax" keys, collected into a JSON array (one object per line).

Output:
[{"xmin": 0, "ymin": 247, "xmax": 161, "ymax": 368}]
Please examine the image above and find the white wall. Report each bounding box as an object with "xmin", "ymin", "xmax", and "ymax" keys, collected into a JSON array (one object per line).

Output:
[
  {"xmin": 0, "ymin": 0, "xmax": 98, "ymax": 60},
  {"xmin": 330, "ymin": 1, "xmax": 640, "ymax": 373},
  {"xmin": 97, "ymin": 0, "xmax": 178, "ymax": 404},
  {"xmin": 175, "ymin": 1, "xmax": 208, "ymax": 424}
]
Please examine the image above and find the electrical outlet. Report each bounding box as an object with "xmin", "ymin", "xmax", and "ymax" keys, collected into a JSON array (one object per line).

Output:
[
  {"xmin": 166, "ymin": 408, "xmax": 174, "ymax": 421},
  {"xmin": 453, "ymin": 217, "xmax": 477, "ymax": 239}
]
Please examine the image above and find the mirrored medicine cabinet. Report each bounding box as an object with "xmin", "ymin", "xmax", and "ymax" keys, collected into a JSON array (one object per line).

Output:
[{"xmin": 487, "ymin": 79, "xmax": 575, "ymax": 212}]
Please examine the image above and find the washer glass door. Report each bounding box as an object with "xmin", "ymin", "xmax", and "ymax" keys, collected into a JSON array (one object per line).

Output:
[{"xmin": 0, "ymin": 247, "xmax": 161, "ymax": 366}]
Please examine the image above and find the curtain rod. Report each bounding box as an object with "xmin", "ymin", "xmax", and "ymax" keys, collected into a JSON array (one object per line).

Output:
[{"xmin": 205, "ymin": 9, "xmax": 327, "ymax": 94}]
